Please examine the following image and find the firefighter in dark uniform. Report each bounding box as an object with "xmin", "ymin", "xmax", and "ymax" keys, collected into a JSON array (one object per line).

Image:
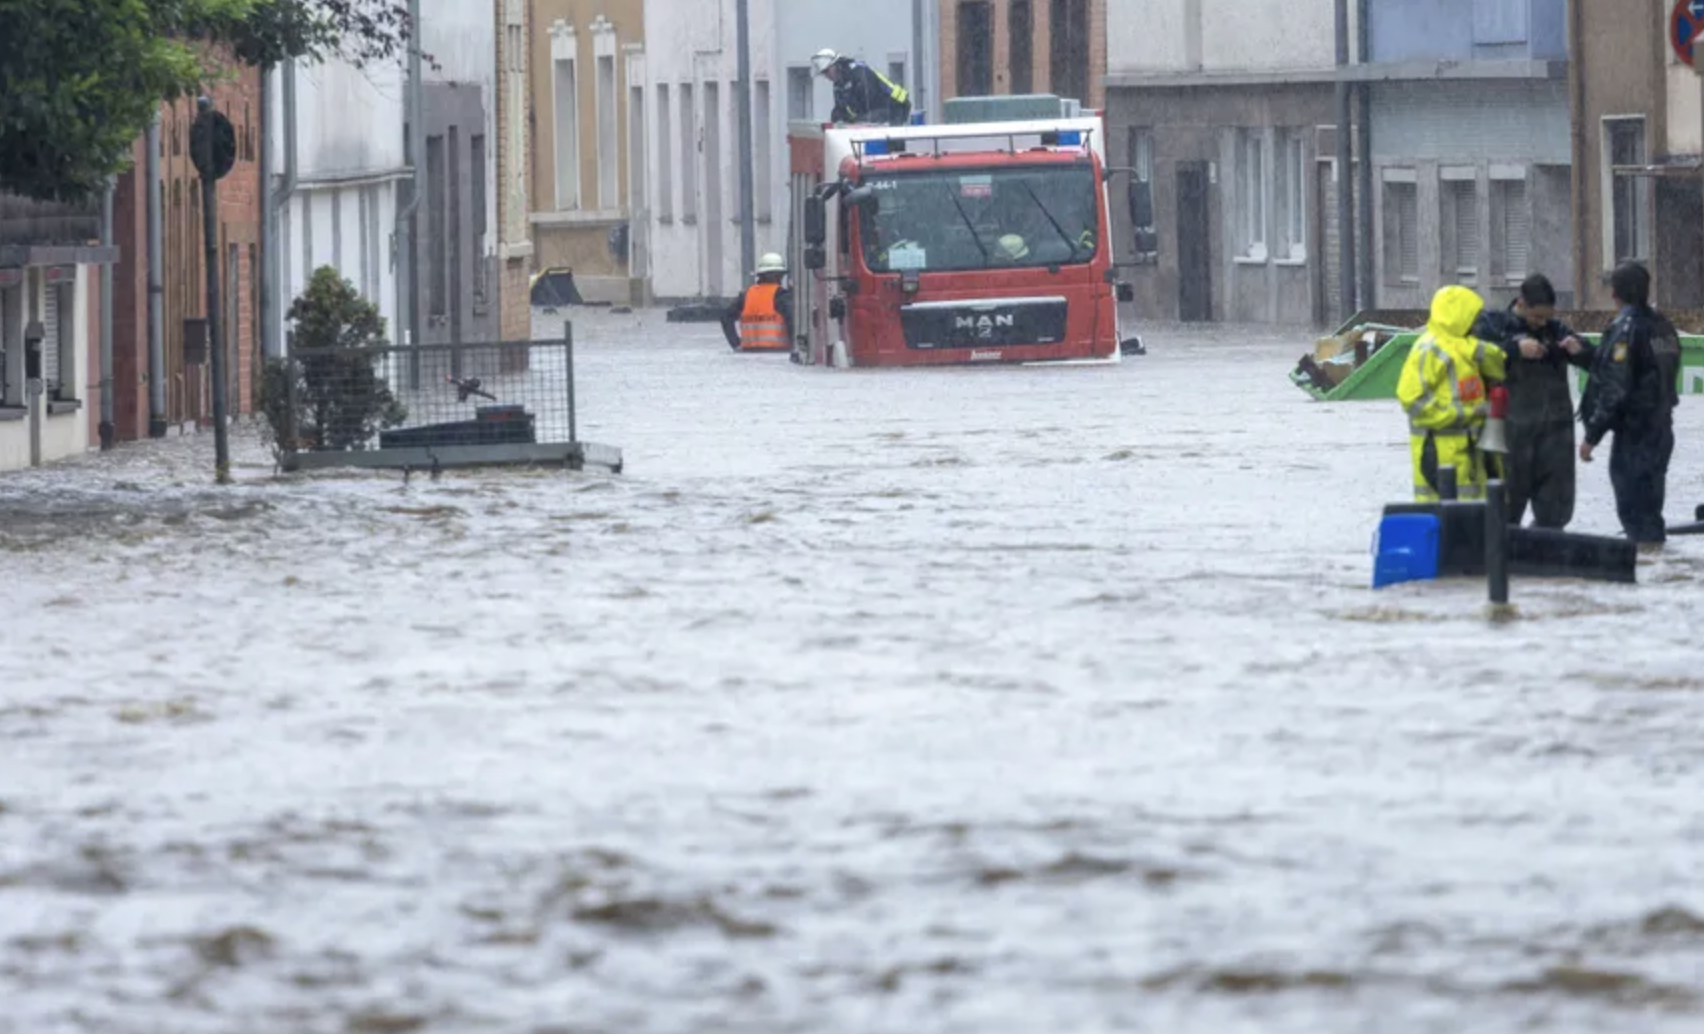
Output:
[
  {"xmin": 721, "ymin": 253, "xmax": 794, "ymax": 353},
  {"xmin": 1569, "ymin": 262, "xmax": 1682, "ymax": 544},
  {"xmin": 813, "ymin": 49, "xmax": 912, "ymax": 127},
  {"xmin": 1470, "ymin": 273, "xmax": 1587, "ymax": 528}
]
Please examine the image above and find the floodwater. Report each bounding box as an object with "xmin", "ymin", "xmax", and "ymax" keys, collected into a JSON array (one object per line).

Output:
[{"xmin": 3, "ymin": 311, "xmax": 1703, "ymax": 1034}]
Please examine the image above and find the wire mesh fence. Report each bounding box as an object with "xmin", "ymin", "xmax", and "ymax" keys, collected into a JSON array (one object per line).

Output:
[{"xmin": 276, "ymin": 328, "xmax": 619, "ymax": 473}]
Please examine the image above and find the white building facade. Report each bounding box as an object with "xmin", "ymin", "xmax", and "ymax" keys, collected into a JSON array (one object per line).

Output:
[
  {"xmin": 636, "ymin": 0, "xmax": 937, "ymax": 301},
  {"xmin": 268, "ymin": 56, "xmax": 408, "ymax": 352}
]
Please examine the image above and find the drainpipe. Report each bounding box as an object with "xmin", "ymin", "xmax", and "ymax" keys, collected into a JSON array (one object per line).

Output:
[
  {"xmin": 146, "ymin": 111, "xmax": 167, "ymax": 438},
  {"xmin": 1355, "ymin": 0, "xmax": 1373, "ymax": 312},
  {"xmin": 270, "ymin": 61, "xmax": 300, "ymax": 360},
  {"xmin": 911, "ymin": 0, "xmax": 926, "ymax": 120},
  {"xmin": 1568, "ymin": 0, "xmax": 1586, "ymax": 307},
  {"xmin": 395, "ymin": 0, "xmax": 424, "ymax": 351},
  {"xmin": 735, "ymin": 0, "xmax": 756, "ymax": 282},
  {"xmin": 1334, "ymin": 0, "xmax": 1356, "ymax": 321},
  {"xmin": 99, "ymin": 177, "xmax": 115, "ymax": 449}
]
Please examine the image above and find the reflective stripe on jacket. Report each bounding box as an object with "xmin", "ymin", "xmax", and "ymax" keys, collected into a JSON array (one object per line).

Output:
[
  {"xmin": 738, "ymin": 283, "xmax": 789, "ymax": 351},
  {"xmin": 1396, "ymin": 285, "xmax": 1506, "ymax": 437}
]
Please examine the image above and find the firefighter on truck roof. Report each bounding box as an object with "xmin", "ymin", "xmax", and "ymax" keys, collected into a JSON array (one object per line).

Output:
[
  {"xmin": 813, "ymin": 49, "xmax": 911, "ymax": 127},
  {"xmin": 722, "ymin": 253, "xmax": 794, "ymax": 354}
]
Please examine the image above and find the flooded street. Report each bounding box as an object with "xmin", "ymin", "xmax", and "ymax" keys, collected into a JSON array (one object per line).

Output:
[{"xmin": 3, "ymin": 311, "xmax": 1704, "ymax": 1034}]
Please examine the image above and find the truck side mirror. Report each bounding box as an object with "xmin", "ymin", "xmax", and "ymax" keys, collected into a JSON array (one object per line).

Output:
[
  {"xmin": 804, "ymin": 196, "xmax": 826, "ymax": 246},
  {"xmin": 23, "ymin": 320, "xmax": 43, "ymax": 380},
  {"xmin": 1130, "ymin": 180, "xmax": 1153, "ymax": 229},
  {"xmin": 805, "ymin": 244, "xmax": 826, "ymax": 271},
  {"xmin": 1116, "ymin": 282, "xmax": 1135, "ymax": 303}
]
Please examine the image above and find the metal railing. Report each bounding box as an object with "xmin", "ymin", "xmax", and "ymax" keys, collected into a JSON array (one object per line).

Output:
[{"xmin": 277, "ymin": 325, "xmax": 620, "ymax": 474}]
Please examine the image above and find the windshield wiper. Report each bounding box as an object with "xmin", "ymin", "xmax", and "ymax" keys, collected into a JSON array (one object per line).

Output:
[
  {"xmin": 946, "ymin": 185, "xmax": 989, "ymax": 263},
  {"xmin": 1020, "ymin": 181, "xmax": 1081, "ymax": 258}
]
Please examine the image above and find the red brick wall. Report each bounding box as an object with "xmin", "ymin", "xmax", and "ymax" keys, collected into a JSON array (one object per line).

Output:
[
  {"xmin": 938, "ymin": 0, "xmax": 1105, "ymax": 110},
  {"xmin": 107, "ymin": 59, "xmax": 263, "ymax": 438}
]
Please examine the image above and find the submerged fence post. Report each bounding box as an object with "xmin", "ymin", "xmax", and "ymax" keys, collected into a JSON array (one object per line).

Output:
[
  {"xmin": 564, "ymin": 320, "xmax": 578, "ymax": 446},
  {"xmin": 1486, "ymin": 478, "xmax": 1509, "ymax": 605}
]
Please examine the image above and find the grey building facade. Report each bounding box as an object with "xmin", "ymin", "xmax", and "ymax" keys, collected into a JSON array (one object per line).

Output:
[{"xmin": 1350, "ymin": 0, "xmax": 1573, "ymax": 310}]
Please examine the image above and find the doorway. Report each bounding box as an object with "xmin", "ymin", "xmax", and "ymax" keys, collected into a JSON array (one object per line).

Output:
[{"xmin": 1176, "ymin": 163, "xmax": 1212, "ymax": 321}]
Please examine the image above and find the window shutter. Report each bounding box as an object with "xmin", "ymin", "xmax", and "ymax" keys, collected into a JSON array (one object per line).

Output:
[
  {"xmin": 41, "ymin": 283, "xmax": 60, "ymax": 390},
  {"xmin": 1399, "ymin": 185, "xmax": 1419, "ymax": 280},
  {"xmin": 1502, "ymin": 181, "xmax": 1530, "ymax": 280},
  {"xmin": 1452, "ymin": 181, "xmax": 1479, "ymax": 275}
]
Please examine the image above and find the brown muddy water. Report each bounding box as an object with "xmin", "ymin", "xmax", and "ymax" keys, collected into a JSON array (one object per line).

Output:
[{"xmin": 2, "ymin": 312, "xmax": 1703, "ymax": 1033}]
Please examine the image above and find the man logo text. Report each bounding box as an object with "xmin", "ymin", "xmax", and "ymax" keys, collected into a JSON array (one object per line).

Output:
[{"xmin": 956, "ymin": 313, "xmax": 1015, "ymax": 340}]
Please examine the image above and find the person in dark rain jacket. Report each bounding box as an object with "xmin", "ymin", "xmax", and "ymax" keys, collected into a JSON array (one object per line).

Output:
[
  {"xmin": 812, "ymin": 49, "xmax": 912, "ymax": 127},
  {"xmin": 1568, "ymin": 262, "xmax": 1681, "ymax": 544},
  {"xmin": 1470, "ymin": 274, "xmax": 1588, "ymax": 528}
]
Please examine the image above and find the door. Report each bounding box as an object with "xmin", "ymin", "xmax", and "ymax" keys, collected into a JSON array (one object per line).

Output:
[{"xmin": 1176, "ymin": 164, "xmax": 1212, "ymax": 322}]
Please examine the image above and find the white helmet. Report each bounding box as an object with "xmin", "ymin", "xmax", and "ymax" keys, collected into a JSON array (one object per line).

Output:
[
  {"xmin": 811, "ymin": 49, "xmax": 839, "ymax": 76},
  {"xmin": 756, "ymin": 252, "xmax": 786, "ymax": 275}
]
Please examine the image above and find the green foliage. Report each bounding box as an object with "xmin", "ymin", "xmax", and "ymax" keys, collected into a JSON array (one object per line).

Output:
[
  {"xmin": 0, "ymin": 0, "xmax": 412, "ymax": 202},
  {"xmin": 261, "ymin": 266, "xmax": 406, "ymax": 454}
]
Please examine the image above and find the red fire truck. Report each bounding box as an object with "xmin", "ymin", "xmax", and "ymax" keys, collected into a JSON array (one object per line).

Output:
[{"xmin": 786, "ymin": 103, "xmax": 1140, "ymax": 368}]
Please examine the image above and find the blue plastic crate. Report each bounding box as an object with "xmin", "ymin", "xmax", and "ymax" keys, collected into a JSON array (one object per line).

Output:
[{"xmin": 1372, "ymin": 513, "xmax": 1441, "ymax": 589}]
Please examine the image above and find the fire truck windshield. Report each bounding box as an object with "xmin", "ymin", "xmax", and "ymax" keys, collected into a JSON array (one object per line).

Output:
[{"xmin": 858, "ymin": 164, "xmax": 1098, "ymax": 274}]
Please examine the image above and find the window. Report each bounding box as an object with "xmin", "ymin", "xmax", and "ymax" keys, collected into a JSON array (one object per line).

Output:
[
  {"xmin": 1050, "ymin": 0, "xmax": 1090, "ymax": 102},
  {"xmin": 507, "ymin": 25, "xmax": 524, "ymax": 73},
  {"xmin": 1236, "ymin": 129, "xmax": 1266, "ymax": 260},
  {"xmin": 755, "ymin": 79, "xmax": 773, "ymax": 221},
  {"xmin": 1606, "ymin": 117, "xmax": 1651, "ymax": 264},
  {"xmin": 1128, "ymin": 127, "xmax": 1156, "ymax": 261},
  {"xmin": 1009, "ymin": 0, "xmax": 1034, "ymax": 94},
  {"xmin": 888, "ymin": 59, "xmax": 907, "ymax": 95},
  {"xmin": 1, "ymin": 285, "xmax": 19, "ymax": 406},
  {"xmin": 596, "ymin": 55, "xmax": 618, "ymax": 209},
  {"xmin": 957, "ymin": 1, "xmax": 993, "ymax": 96},
  {"xmin": 42, "ymin": 280, "xmax": 63, "ymax": 399},
  {"xmin": 1275, "ymin": 132, "xmax": 1306, "ymax": 261},
  {"xmin": 1489, "ymin": 175, "xmax": 1530, "ymax": 284},
  {"xmin": 553, "ymin": 54, "xmax": 581, "ymax": 209},
  {"xmin": 787, "ymin": 67, "xmax": 814, "ymax": 121},
  {"xmin": 471, "ymin": 136, "xmax": 489, "ymax": 307},
  {"xmin": 1382, "ymin": 174, "xmax": 1419, "ymax": 285},
  {"xmin": 1442, "ymin": 174, "xmax": 1479, "ymax": 281},
  {"xmin": 629, "ymin": 84, "xmax": 647, "ymax": 223},
  {"xmin": 859, "ymin": 165, "xmax": 1099, "ymax": 273},
  {"xmin": 426, "ymin": 134, "xmax": 447, "ymax": 317},
  {"xmin": 657, "ymin": 85, "xmax": 673, "ymax": 221},
  {"xmin": 679, "ymin": 84, "xmax": 696, "ymax": 222}
]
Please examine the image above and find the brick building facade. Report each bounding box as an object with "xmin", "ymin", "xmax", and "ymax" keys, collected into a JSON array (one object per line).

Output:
[
  {"xmin": 111, "ymin": 63, "xmax": 263, "ymax": 440},
  {"xmin": 939, "ymin": 0, "xmax": 1105, "ymax": 110}
]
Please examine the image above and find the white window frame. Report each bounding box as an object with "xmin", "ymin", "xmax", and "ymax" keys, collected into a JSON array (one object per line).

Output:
[
  {"xmin": 1440, "ymin": 166, "xmax": 1480, "ymax": 283},
  {"xmin": 549, "ymin": 20, "xmax": 581, "ymax": 211},
  {"xmin": 786, "ymin": 66, "xmax": 813, "ymax": 122},
  {"xmin": 1601, "ymin": 115, "xmax": 1651, "ymax": 270},
  {"xmin": 592, "ymin": 17, "xmax": 619, "ymax": 212},
  {"xmin": 1236, "ymin": 128, "xmax": 1267, "ymax": 262}
]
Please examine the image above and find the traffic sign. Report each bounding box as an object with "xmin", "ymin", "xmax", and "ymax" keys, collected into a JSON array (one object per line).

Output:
[
  {"xmin": 190, "ymin": 107, "xmax": 237, "ymax": 181},
  {"xmin": 1672, "ymin": 0, "xmax": 1704, "ymax": 70}
]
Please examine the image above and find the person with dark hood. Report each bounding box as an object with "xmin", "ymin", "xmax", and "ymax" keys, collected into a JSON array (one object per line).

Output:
[
  {"xmin": 812, "ymin": 49, "xmax": 911, "ymax": 127},
  {"xmin": 1568, "ymin": 261, "xmax": 1682, "ymax": 545},
  {"xmin": 1470, "ymin": 273, "xmax": 1588, "ymax": 528}
]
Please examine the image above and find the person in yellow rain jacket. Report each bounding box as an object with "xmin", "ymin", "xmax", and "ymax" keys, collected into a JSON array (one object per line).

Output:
[{"xmin": 1396, "ymin": 285, "xmax": 1508, "ymax": 501}]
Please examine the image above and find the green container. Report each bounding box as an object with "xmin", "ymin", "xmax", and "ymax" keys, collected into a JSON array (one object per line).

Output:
[{"xmin": 1297, "ymin": 330, "xmax": 1704, "ymax": 402}]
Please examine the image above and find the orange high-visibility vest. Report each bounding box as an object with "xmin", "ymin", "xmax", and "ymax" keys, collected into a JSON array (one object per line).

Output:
[{"xmin": 738, "ymin": 284, "xmax": 789, "ymax": 352}]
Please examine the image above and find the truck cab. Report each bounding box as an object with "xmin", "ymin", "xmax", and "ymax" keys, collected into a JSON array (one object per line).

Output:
[{"xmin": 788, "ymin": 106, "xmax": 1136, "ymax": 368}]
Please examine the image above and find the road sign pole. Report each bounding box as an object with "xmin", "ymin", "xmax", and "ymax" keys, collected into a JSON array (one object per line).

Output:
[{"xmin": 195, "ymin": 96, "xmax": 232, "ymax": 483}]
